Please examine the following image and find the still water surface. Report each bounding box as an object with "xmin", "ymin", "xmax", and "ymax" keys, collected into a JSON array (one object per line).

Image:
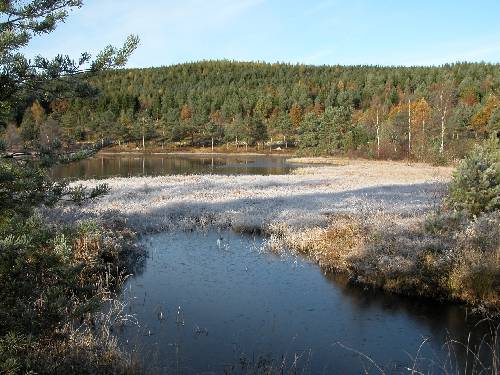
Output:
[
  {"xmin": 50, "ymin": 153, "xmax": 296, "ymax": 178},
  {"xmin": 116, "ymin": 230, "xmax": 492, "ymax": 374}
]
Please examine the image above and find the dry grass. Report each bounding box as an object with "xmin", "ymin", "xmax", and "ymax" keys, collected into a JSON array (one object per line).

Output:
[
  {"xmin": 266, "ymin": 215, "xmax": 365, "ymax": 273},
  {"xmin": 337, "ymin": 322, "xmax": 500, "ymax": 374},
  {"xmin": 17, "ymin": 294, "xmax": 141, "ymax": 375},
  {"xmin": 448, "ymin": 214, "xmax": 500, "ymax": 308}
]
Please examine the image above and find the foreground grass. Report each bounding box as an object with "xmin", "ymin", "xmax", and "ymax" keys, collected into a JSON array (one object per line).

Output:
[{"xmin": 0, "ymin": 214, "xmax": 144, "ymax": 374}]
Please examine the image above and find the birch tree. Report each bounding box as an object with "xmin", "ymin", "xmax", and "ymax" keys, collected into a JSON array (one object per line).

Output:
[
  {"xmin": 369, "ymin": 96, "xmax": 383, "ymax": 158},
  {"xmin": 413, "ymin": 98, "xmax": 431, "ymax": 154},
  {"xmin": 432, "ymin": 81, "xmax": 455, "ymax": 155},
  {"xmin": 376, "ymin": 107, "xmax": 380, "ymax": 157}
]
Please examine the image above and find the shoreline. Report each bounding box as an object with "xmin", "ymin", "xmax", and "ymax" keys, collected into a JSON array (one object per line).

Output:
[
  {"xmin": 100, "ymin": 144, "xmax": 296, "ymax": 157},
  {"xmin": 97, "ymin": 151, "xmax": 292, "ymax": 157},
  {"xmin": 94, "ymin": 150, "xmax": 455, "ymax": 168}
]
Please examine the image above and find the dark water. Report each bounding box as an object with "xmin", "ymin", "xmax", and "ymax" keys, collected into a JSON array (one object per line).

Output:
[
  {"xmin": 50, "ymin": 153, "xmax": 297, "ymax": 178},
  {"xmin": 116, "ymin": 231, "xmax": 495, "ymax": 374}
]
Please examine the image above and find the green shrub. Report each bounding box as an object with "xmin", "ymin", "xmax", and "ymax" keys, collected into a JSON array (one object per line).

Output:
[
  {"xmin": 427, "ymin": 147, "xmax": 449, "ymax": 166},
  {"xmin": 448, "ymin": 211, "xmax": 500, "ymax": 306},
  {"xmin": 446, "ymin": 140, "xmax": 499, "ymax": 216},
  {"xmin": 0, "ymin": 333, "xmax": 34, "ymax": 375},
  {"xmin": 424, "ymin": 210, "xmax": 467, "ymax": 236}
]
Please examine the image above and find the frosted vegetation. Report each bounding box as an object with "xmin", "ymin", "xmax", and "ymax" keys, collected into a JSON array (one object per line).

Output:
[{"xmin": 52, "ymin": 161, "xmax": 451, "ymax": 233}]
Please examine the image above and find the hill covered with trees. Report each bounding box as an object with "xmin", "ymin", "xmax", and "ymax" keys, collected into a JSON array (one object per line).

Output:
[{"xmin": 4, "ymin": 60, "xmax": 500, "ymax": 161}]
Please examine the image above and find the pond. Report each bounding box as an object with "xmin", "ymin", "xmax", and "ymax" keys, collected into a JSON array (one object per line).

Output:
[
  {"xmin": 50, "ymin": 153, "xmax": 298, "ymax": 178},
  {"xmin": 115, "ymin": 230, "xmax": 494, "ymax": 374}
]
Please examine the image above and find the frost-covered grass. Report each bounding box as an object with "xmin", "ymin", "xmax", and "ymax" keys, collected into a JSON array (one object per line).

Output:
[
  {"xmin": 44, "ymin": 160, "xmax": 500, "ymax": 310},
  {"xmin": 287, "ymin": 156, "xmax": 349, "ymax": 165},
  {"xmin": 48, "ymin": 161, "xmax": 452, "ymax": 233}
]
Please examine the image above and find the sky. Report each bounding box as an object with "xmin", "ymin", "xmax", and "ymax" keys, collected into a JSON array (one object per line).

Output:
[{"xmin": 23, "ymin": 0, "xmax": 500, "ymax": 68}]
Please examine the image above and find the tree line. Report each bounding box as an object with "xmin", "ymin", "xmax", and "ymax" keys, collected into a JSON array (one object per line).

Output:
[{"xmin": 3, "ymin": 60, "xmax": 499, "ymax": 160}]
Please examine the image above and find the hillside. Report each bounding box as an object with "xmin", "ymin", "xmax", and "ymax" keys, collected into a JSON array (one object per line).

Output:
[{"xmin": 8, "ymin": 61, "xmax": 500, "ymax": 160}]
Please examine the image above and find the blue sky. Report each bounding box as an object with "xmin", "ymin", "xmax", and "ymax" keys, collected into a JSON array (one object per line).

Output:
[{"xmin": 23, "ymin": 0, "xmax": 500, "ymax": 68}]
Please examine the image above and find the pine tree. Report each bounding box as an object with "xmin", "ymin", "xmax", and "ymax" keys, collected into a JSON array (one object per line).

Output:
[{"xmin": 20, "ymin": 107, "xmax": 38, "ymax": 144}]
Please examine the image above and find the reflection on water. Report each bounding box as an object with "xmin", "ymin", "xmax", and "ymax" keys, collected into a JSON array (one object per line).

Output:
[
  {"xmin": 50, "ymin": 153, "xmax": 297, "ymax": 179},
  {"xmin": 115, "ymin": 231, "xmax": 495, "ymax": 374}
]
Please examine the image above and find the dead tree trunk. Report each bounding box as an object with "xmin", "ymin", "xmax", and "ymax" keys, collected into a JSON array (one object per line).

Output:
[
  {"xmin": 421, "ymin": 119, "xmax": 425, "ymax": 153},
  {"xmin": 376, "ymin": 108, "xmax": 380, "ymax": 158},
  {"xmin": 408, "ymin": 99, "xmax": 411, "ymax": 158},
  {"xmin": 440, "ymin": 91, "xmax": 447, "ymax": 154}
]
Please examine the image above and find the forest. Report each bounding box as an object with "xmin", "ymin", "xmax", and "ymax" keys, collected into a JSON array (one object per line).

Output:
[{"xmin": 3, "ymin": 60, "xmax": 500, "ymax": 161}]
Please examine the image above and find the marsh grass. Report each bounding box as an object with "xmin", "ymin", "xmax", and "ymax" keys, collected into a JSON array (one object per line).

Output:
[
  {"xmin": 442, "ymin": 322, "xmax": 499, "ymax": 375},
  {"xmin": 336, "ymin": 321, "xmax": 500, "ymax": 375},
  {"xmin": 222, "ymin": 350, "xmax": 312, "ymax": 375},
  {"xmin": 265, "ymin": 144, "xmax": 499, "ymax": 311}
]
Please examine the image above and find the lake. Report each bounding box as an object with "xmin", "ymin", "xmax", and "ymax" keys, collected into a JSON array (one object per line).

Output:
[
  {"xmin": 114, "ymin": 230, "xmax": 494, "ymax": 374},
  {"xmin": 50, "ymin": 153, "xmax": 298, "ymax": 179}
]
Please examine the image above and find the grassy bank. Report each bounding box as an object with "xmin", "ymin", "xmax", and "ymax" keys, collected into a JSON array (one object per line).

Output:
[{"xmin": 267, "ymin": 210, "xmax": 499, "ymax": 312}]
